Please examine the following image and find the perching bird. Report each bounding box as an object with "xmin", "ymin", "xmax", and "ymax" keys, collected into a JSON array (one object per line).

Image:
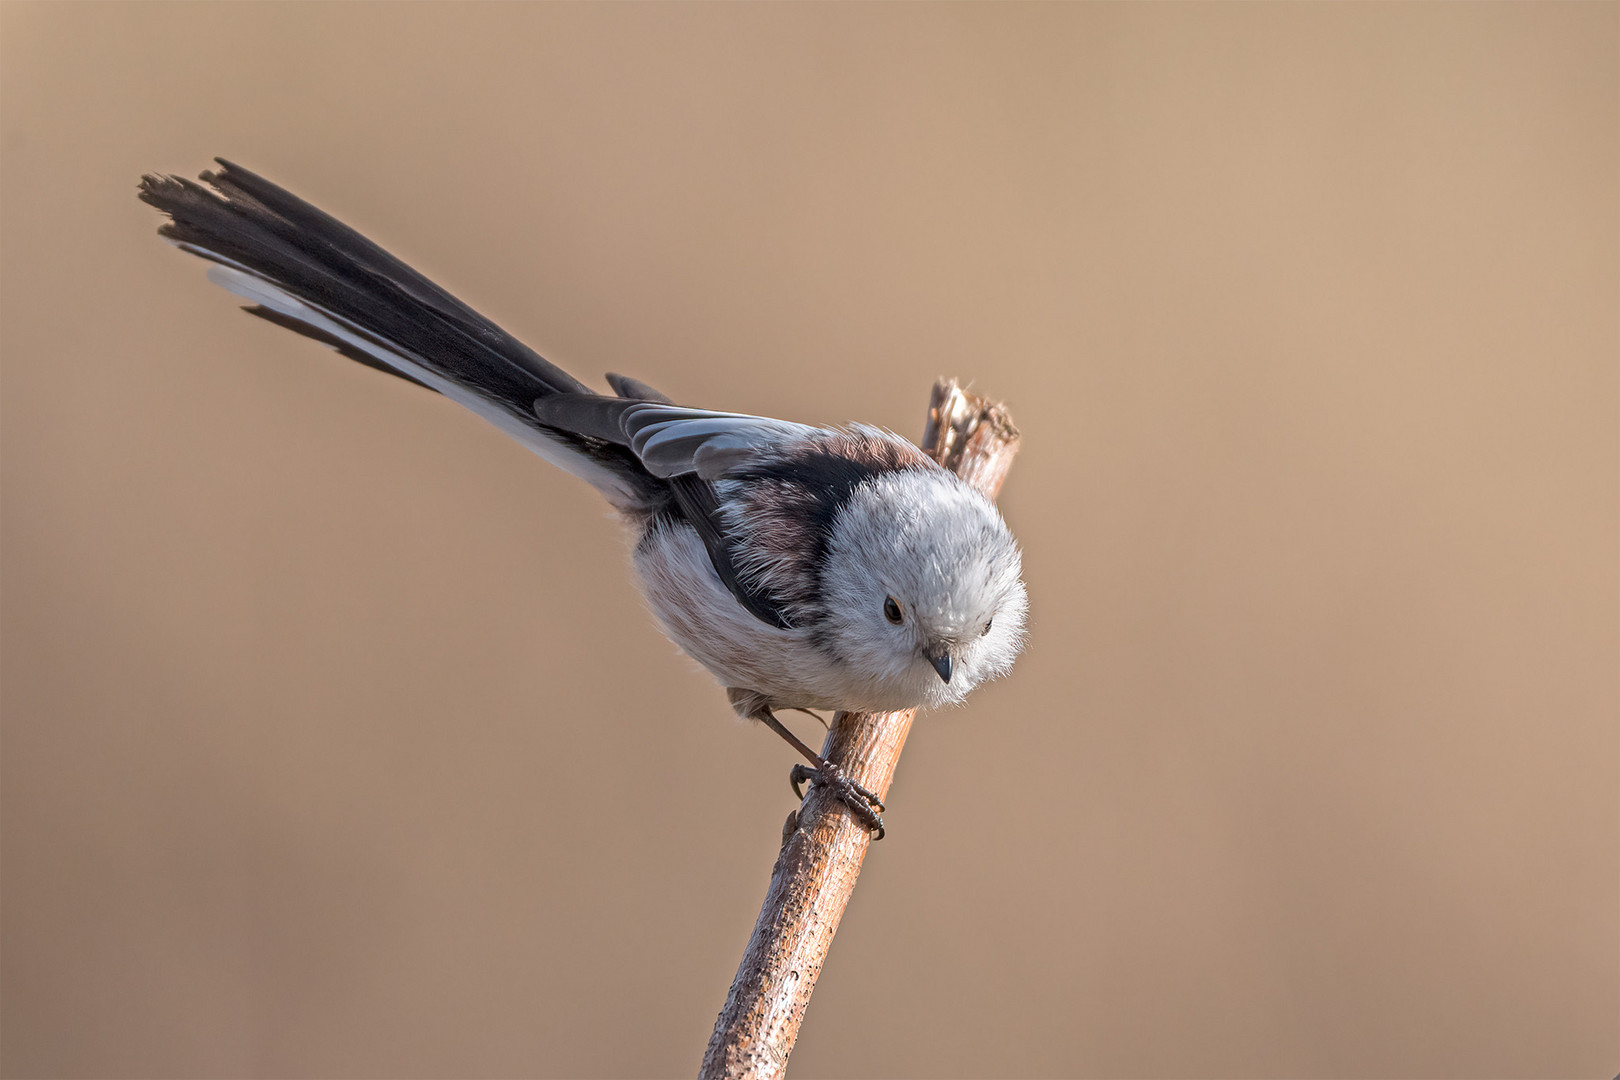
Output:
[{"xmin": 139, "ymin": 160, "xmax": 1028, "ymax": 836}]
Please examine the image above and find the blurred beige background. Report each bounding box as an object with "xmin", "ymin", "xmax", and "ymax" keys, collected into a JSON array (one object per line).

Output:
[{"xmin": 2, "ymin": 3, "xmax": 1615, "ymax": 1077}]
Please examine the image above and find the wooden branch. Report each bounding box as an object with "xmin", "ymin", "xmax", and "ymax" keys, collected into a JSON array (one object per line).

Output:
[{"xmin": 700, "ymin": 378, "xmax": 1022, "ymax": 1079}]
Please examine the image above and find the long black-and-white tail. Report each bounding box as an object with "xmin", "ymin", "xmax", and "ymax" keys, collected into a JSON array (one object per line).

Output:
[{"xmin": 140, "ymin": 159, "xmax": 664, "ymax": 511}]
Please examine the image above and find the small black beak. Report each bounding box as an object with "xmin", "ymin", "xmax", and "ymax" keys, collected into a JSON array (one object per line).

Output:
[{"xmin": 928, "ymin": 652, "xmax": 953, "ymax": 684}]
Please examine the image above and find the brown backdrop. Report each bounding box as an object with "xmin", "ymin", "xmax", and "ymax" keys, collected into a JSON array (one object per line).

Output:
[{"xmin": 3, "ymin": 4, "xmax": 1615, "ymax": 1077}]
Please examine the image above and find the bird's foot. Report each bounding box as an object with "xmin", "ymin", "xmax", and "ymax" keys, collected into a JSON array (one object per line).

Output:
[{"xmin": 790, "ymin": 762, "xmax": 886, "ymax": 839}]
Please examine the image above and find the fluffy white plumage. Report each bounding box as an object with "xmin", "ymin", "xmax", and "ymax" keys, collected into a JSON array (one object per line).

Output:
[
  {"xmin": 640, "ymin": 443, "xmax": 1026, "ymax": 716},
  {"xmin": 814, "ymin": 469, "xmax": 1027, "ymax": 711}
]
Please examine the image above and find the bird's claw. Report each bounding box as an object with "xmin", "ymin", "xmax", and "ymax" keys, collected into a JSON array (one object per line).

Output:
[
  {"xmin": 789, "ymin": 763, "xmax": 884, "ymax": 811},
  {"xmin": 789, "ymin": 762, "xmax": 886, "ymax": 839}
]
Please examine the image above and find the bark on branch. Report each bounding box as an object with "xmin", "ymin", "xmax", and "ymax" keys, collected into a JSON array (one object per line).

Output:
[{"xmin": 700, "ymin": 379, "xmax": 1022, "ymax": 1078}]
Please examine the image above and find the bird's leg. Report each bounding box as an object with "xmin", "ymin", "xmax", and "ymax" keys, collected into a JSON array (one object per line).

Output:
[
  {"xmin": 755, "ymin": 711, "xmax": 883, "ymax": 810},
  {"xmin": 755, "ymin": 709, "xmax": 886, "ymax": 838}
]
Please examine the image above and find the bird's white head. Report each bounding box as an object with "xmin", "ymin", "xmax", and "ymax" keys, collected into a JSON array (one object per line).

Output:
[{"xmin": 815, "ymin": 469, "xmax": 1027, "ymax": 712}]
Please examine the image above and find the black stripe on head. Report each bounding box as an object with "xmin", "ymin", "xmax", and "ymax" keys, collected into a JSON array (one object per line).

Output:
[{"xmin": 724, "ymin": 432, "xmax": 934, "ymax": 624}]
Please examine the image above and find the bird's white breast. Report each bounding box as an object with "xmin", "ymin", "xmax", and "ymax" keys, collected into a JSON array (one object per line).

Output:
[{"xmin": 632, "ymin": 521, "xmax": 863, "ymax": 713}]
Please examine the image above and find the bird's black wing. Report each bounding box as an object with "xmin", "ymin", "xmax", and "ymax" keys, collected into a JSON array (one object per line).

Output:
[{"xmin": 536, "ymin": 395, "xmax": 809, "ymax": 628}]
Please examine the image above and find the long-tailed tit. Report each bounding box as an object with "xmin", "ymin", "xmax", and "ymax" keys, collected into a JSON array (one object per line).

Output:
[{"xmin": 140, "ymin": 161, "xmax": 1028, "ymax": 836}]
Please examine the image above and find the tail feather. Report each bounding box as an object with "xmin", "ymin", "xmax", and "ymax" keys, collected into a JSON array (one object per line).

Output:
[
  {"xmin": 140, "ymin": 160, "xmax": 663, "ymax": 510},
  {"xmin": 241, "ymin": 303, "xmax": 436, "ymax": 390},
  {"xmin": 605, "ymin": 373, "xmax": 672, "ymax": 404}
]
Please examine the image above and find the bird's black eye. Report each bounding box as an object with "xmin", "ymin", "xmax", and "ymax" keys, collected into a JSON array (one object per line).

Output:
[
  {"xmin": 883, "ymin": 596, "xmax": 904, "ymax": 624},
  {"xmin": 983, "ymin": 618, "xmax": 994, "ymax": 636}
]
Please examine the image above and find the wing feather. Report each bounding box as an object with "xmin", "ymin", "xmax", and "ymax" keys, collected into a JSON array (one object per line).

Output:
[{"xmin": 534, "ymin": 397, "xmax": 813, "ymax": 480}]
